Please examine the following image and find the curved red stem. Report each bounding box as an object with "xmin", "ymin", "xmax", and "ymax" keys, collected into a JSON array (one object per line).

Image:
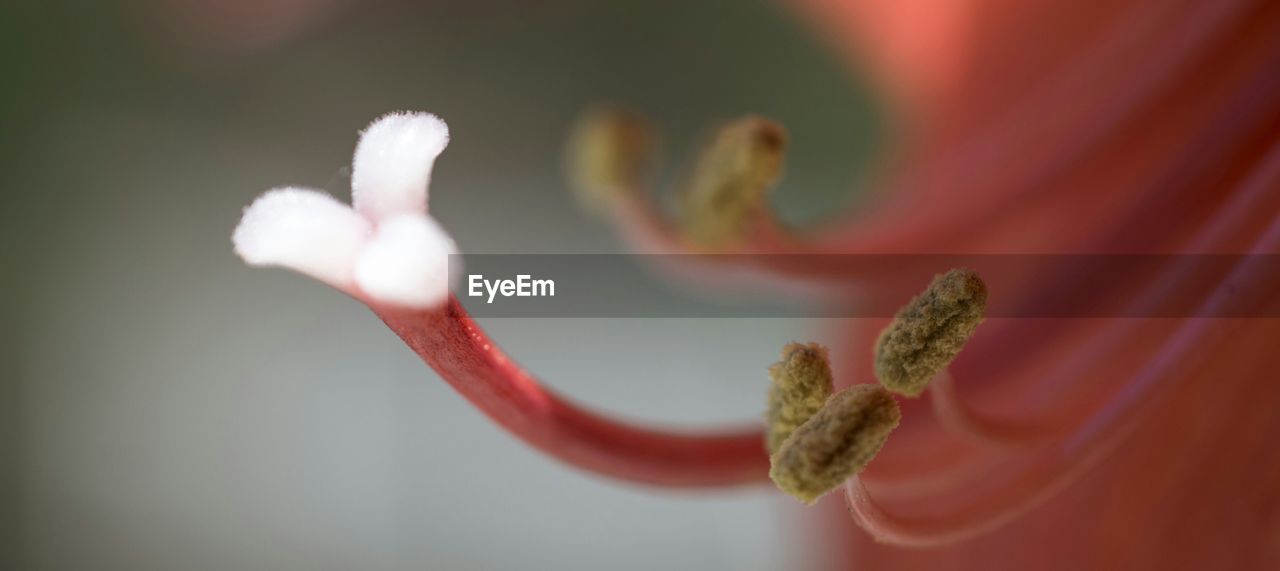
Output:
[{"xmin": 370, "ymin": 298, "xmax": 771, "ymax": 487}]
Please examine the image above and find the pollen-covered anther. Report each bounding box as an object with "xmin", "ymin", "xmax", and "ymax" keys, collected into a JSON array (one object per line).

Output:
[
  {"xmin": 874, "ymin": 268, "xmax": 988, "ymax": 397},
  {"xmin": 566, "ymin": 107, "xmax": 657, "ymax": 213},
  {"xmin": 680, "ymin": 116, "xmax": 787, "ymax": 248},
  {"xmin": 766, "ymin": 342, "xmax": 835, "ymax": 453},
  {"xmin": 769, "ymin": 384, "xmax": 901, "ymax": 505}
]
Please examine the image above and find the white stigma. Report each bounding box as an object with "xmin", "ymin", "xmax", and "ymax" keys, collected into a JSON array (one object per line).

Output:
[
  {"xmin": 354, "ymin": 214, "xmax": 458, "ymax": 308},
  {"xmin": 351, "ymin": 112, "xmax": 450, "ymax": 222},
  {"xmin": 235, "ymin": 111, "xmax": 460, "ymax": 310},
  {"xmin": 232, "ymin": 187, "xmax": 371, "ymax": 288}
]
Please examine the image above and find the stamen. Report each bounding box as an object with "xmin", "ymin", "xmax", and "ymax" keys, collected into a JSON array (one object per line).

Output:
[
  {"xmin": 874, "ymin": 268, "xmax": 987, "ymax": 397},
  {"xmin": 928, "ymin": 369, "xmax": 1052, "ymax": 447},
  {"xmin": 845, "ymin": 191, "xmax": 1280, "ymax": 547},
  {"xmin": 766, "ymin": 342, "xmax": 835, "ymax": 453},
  {"xmin": 566, "ymin": 106, "xmax": 656, "ymax": 213},
  {"xmin": 769, "ymin": 384, "xmax": 901, "ymax": 504},
  {"xmin": 680, "ymin": 117, "xmax": 787, "ymax": 248}
]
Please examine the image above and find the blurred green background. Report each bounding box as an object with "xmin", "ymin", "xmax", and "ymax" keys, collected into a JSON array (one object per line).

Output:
[{"xmin": 3, "ymin": 0, "xmax": 885, "ymax": 569}]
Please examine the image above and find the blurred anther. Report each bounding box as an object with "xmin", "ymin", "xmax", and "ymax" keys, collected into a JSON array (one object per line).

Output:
[
  {"xmin": 680, "ymin": 116, "xmax": 787, "ymax": 248},
  {"xmin": 567, "ymin": 106, "xmax": 657, "ymax": 213}
]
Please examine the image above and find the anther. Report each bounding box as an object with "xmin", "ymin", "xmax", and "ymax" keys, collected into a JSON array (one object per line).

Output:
[
  {"xmin": 769, "ymin": 384, "xmax": 901, "ymax": 504},
  {"xmin": 874, "ymin": 269, "xmax": 987, "ymax": 397},
  {"xmin": 766, "ymin": 342, "xmax": 835, "ymax": 453},
  {"xmin": 680, "ymin": 116, "xmax": 786, "ymax": 248},
  {"xmin": 566, "ymin": 106, "xmax": 657, "ymax": 213}
]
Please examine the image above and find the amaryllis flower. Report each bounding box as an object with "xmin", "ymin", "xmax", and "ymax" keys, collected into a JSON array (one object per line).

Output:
[
  {"xmin": 234, "ymin": 0, "xmax": 1280, "ymax": 567},
  {"xmin": 779, "ymin": 0, "xmax": 1280, "ymax": 567}
]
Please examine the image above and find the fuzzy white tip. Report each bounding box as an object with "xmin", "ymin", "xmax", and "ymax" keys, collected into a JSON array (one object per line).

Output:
[
  {"xmin": 232, "ymin": 187, "xmax": 371, "ymax": 288},
  {"xmin": 351, "ymin": 112, "xmax": 450, "ymax": 222},
  {"xmin": 354, "ymin": 213, "xmax": 457, "ymax": 308}
]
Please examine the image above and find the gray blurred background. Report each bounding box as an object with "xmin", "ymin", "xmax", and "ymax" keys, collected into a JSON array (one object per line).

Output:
[{"xmin": 3, "ymin": 0, "xmax": 885, "ymax": 568}]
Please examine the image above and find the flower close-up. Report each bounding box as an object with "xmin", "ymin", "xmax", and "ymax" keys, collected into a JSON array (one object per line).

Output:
[{"xmin": 9, "ymin": 0, "xmax": 1279, "ymax": 569}]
